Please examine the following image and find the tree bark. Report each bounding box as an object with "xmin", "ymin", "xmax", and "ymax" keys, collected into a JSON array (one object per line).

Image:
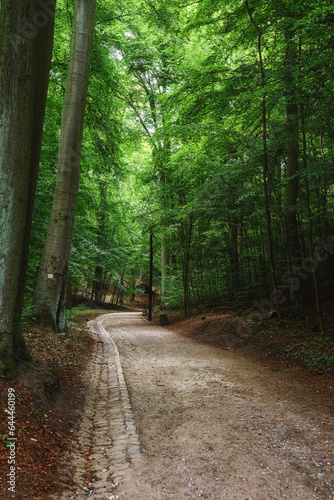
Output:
[
  {"xmin": 0, "ymin": 0, "xmax": 56, "ymax": 373},
  {"xmin": 283, "ymin": 28, "xmax": 301, "ymax": 302},
  {"xmin": 148, "ymin": 234, "xmax": 153, "ymax": 321},
  {"xmin": 182, "ymin": 217, "xmax": 193, "ymax": 316},
  {"xmin": 245, "ymin": 0, "xmax": 282, "ymax": 319},
  {"xmin": 301, "ymin": 105, "xmax": 326, "ymax": 334},
  {"xmin": 34, "ymin": 0, "xmax": 96, "ymax": 332},
  {"xmin": 161, "ymin": 234, "xmax": 170, "ymax": 309},
  {"xmin": 94, "ymin": 266, "xmax": 103, "ymax": 303}
]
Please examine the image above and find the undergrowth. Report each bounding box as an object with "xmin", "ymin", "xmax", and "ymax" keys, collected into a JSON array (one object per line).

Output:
[
  {"xmin": 261, "ymin": 328, "xmax": 334, "ymax": 375},
  {"xmin": 281, "ymin": 339, "xmax": 334, "ymax": 374}
]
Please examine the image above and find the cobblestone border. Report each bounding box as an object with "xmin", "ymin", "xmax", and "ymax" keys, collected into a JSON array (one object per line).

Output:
[{"xmin": 58, "ymin": 314, "xmax": 143, "ymax": 499}]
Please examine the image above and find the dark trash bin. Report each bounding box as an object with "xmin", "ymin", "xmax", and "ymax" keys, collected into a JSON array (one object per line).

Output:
[{"xmin": 159, "ymin": 313, "xmax": 169, "ymax": 326}]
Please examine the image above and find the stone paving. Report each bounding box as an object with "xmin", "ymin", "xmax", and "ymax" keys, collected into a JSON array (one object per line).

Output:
[
  {"xmin": 57, "ymin": 315, "xmax": 143, "ymax": 500},
  {"xmin": 53, "ymin": 312, "xmax": 334, "ymax": 500}
]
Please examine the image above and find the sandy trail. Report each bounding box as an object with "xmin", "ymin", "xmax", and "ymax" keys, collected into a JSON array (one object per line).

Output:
[{"xmin": 65, "ymin": 312, "xmax": 334, "ymax": 500}]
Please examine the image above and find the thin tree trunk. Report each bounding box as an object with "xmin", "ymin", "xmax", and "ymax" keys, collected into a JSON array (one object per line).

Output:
[
  {"xmin": 34, "ymin": 0, "xmax": 96, "ymax": 332},
  {"xmin": 283, "ymin": 30, "xmax": 301, "ymax": 302},
  {"xmin": 160, "ymin": 106, "xmax": 171, "ymax": 309},
  {"xmin": 301, "ymin": 105, "xmax": 326, "ymax": 334},
  {"xmin": 0, "ymin": 0, "xmax": 56, "ymax": 373},
  {"xmin": 94, "ymin": 182, "xmax": 107, "ymax": 302},
  {"xmin": 148, "ymin": 234, "xmax": 153, "ymax": 321},
  {"xmin": 182, "ymin": 217, "xmax": 193, "ymax": 316},
  {"xmin": 161, "ymin": 234, "xmax": 170, "ymax": 309},
  {"xmin": 119, "ymin": 273, "xmax": 125, "ymax": 305}
]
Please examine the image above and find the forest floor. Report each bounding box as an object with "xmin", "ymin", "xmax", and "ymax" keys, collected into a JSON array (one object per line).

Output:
[{"xmin": 0, "ymin": 300, "xmax": 334, "ymax": 499}]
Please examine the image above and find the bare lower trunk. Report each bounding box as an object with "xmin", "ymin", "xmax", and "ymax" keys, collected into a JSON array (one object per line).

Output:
[
  {"xmin": 94, "ymin": 266, "xmax": 103, "ymax": 303},
  {"xmin": 34, "ymin": 0, "xmax": 96, "ymax": 332},
  {"xmin": 0, "ymin": 0, "xmax": 56, "ymax": 373},
  {"xmin": 301, "ymin": 105, "xmax": 326, "ymax": 334},
  {"xmin": 161, "ymin": 235, "xmax": 170, "ymax": 309},
  {"xmin": 182, "ymin": 218, "xmax": 192, "ymax": 316}
]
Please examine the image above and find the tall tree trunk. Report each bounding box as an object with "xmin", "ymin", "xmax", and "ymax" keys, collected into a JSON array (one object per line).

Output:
[
  {"xmin": 245, "ymin": 1, "xmax": 282, "ymax": 319},
  {"xmin": 160, "ymin": 109, "xmax": 171, "ymax": 309},
  {"xmin": 0, "ymin": 0, "xmax": 56, "ymax": 373},
  {"xmin": 34, "ymin": 0, "xmax": 96, "ymax": 332},
  {"xmin": 283, "ymin": 29, "xmax": 301, "ymax": 302},
  {"xmin": 301, "ymin": 105, "xmax": 326, "ymax": 334}
]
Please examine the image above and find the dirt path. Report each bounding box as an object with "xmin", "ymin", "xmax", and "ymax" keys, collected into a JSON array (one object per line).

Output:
[{"xmin": 64, "ymin": 312, "xmax": 334, "ymax": 500}]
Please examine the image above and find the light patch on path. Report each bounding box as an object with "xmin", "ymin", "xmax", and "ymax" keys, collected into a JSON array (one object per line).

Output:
[{"xmin": 62, "ymin": 312, "xmax": 334, "ymax": 500}]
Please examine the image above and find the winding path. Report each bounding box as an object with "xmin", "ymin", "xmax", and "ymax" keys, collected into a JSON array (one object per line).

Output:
[{"xmin": 62, "ymin": 312, "xmax": 334, "ymax": 500}]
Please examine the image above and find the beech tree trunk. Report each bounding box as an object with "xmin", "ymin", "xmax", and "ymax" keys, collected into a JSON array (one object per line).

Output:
[
  {"xmin": 0, "ymin": 0, "xmax": 56, "ymax": 373},
  {"xmin": 301, "ymin": 105, "xmax": 326, "ymax": 334},
  {"xmin": 245, "ymin": 1, "xmax": 282, "ymax": 319},
  {"xmin": 34, "ymin": 0, "xmax": 96, "ymax": 332},
  {"xmin": 283, "ymin": 29, "xmax": 301, "ymax": 301}
]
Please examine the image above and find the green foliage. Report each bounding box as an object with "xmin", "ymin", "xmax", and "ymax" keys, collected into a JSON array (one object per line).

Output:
[
  {"xmin": 19, "ymin": 0, "xmax": 334, "ymax": 340},
  {"xmin": 21, "ymin": 295, "xmax": 38, "ymax": 325}
]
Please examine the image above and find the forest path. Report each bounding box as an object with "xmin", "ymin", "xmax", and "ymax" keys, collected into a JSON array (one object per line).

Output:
[{"xmin": 65, "ymin": 312, "xmax": 334, "ymax": 500}]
